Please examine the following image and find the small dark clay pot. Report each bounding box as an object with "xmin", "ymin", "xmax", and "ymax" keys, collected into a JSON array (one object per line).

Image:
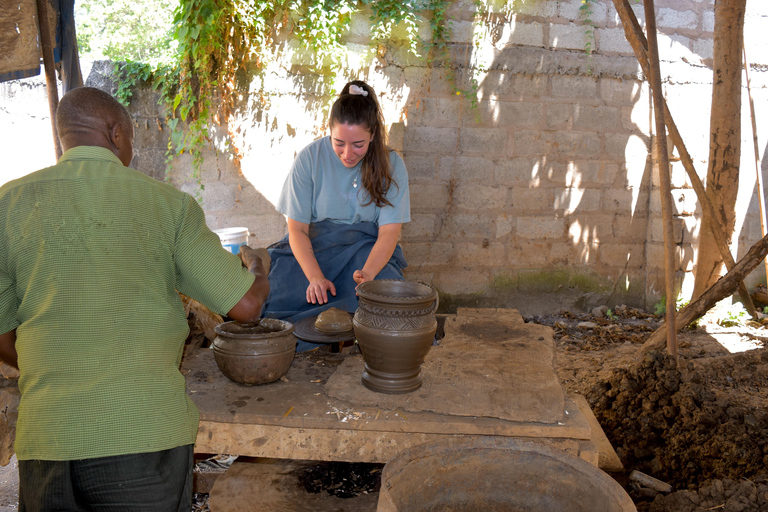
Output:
[
  {"xmin": 353, "ymin": 280, "xmax": 439, "ymax": 394},
  {"xmin": 212, "ymin": 319, "xmax": 296, "ymax": 385}
]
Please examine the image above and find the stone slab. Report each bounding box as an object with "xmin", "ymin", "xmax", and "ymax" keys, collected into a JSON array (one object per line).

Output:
[
  {"xmin": 325, "ymin": 309, "xmax": 565, "ymax": 424},
  {"xmin": 185, "ymin": 309, "xmax": 594, "ymax": 464}
]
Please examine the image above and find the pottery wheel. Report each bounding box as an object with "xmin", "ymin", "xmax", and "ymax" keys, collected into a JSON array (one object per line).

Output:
[{"xmin": 293, "ymin": 315, "xmax": 355, "ymax": 344}]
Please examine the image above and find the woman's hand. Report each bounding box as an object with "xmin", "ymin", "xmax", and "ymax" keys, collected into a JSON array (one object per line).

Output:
[
  {"xmin": 307, "ymin": 278, "xmax": 336, "ymax": 305},
  {"xmin": 353, "ymin": 269, "xmax": 372, "ymax": 285}
]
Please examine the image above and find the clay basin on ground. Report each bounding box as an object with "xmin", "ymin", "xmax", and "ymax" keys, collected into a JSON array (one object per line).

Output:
[
  {"xmin": 212, "ymin": 319, "xmax": 296, "ymax": 385},
  {"xmin": 377, "ymin": 438, "xmax": 636, "ymax": 512}
]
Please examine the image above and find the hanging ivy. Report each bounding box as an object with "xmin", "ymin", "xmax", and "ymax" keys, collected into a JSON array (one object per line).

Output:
[{"xmin": 112, "ymin": 0, "xmax": 595, "ymax": 200}]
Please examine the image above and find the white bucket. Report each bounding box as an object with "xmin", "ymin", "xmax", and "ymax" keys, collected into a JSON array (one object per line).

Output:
[{"xmin": 214, "ymin": 227, "xmax": 249, "ymax": 255}]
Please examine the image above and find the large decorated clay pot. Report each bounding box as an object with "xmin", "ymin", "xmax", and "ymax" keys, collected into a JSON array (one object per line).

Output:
[
  {"xmin": 353, "ymin": 280, "xmax": 439, "ymax": 394},
  {"xmin": 212, "ymin": 319, "xmax": 296, "ymax": 385}
]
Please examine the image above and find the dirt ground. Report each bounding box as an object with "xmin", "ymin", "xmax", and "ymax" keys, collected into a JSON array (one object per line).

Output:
[
  {"xmin": 2, "ymin": 307, "xmax": 767, "ymax": 511},
  {"xmin": 531, "ymin": 306, "xmax": 768, "ymax": 512}
]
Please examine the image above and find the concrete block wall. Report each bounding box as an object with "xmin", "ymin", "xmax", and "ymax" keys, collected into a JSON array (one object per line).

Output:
[
  {"xmin": 4, "ymin": 0, "xmax": 768, "ymax": 315},
  {"xmin": 154, "ymin": 0, "xmax": 768, "ymax": 313}
]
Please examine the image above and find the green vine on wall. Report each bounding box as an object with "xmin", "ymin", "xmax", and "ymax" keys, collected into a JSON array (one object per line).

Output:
[{"xmin": 113, "ymin": 0, "xmax": 597, "ymax": 200}]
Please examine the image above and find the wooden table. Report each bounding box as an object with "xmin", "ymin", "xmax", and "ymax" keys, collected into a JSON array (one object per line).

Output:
[{"xmin": 184, "ymin": 308, "xmax": 600, "ymax": 465}]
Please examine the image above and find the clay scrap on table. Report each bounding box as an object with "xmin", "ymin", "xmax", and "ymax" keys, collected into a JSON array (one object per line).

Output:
[{"xmin": 325, "ymin": 308, "xmax": 566, "ymax": 424}]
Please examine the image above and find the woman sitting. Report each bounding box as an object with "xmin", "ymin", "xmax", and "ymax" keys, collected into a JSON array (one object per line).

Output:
[{"xmin": 262, "ymin": 80, "xmax": 410, "ymax": 349}]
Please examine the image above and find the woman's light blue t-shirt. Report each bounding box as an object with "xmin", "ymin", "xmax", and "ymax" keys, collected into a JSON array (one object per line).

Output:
[{"xmin": 277, "ymin": 136, "xmax": 410, "ymax": 226}]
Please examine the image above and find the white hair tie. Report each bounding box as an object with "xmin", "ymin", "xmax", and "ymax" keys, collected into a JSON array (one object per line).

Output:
[{"xmin": 349, "ymin": 84, "xmax": 368, "ymax": 97}]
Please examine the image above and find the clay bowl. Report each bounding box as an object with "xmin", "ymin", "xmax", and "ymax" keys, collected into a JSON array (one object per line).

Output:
[
  {"xmin": 378, "ymin": 438, "xmax": 636, "ymax": 512},
  {"xmin": 212, "ymin": 319, "xmax": 296, "ymax": 385}
]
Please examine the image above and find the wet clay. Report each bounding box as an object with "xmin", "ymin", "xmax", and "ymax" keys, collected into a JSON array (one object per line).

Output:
[
  {"xmin": 314, "ymin": 307, "xmax": 353, "ymax": 333},
  {"xmin": 353, "ymin": 280, "xmax": 438, "ymax": 394},
  {"xmin": 212, "ymin": 319, "xmax": 297, "ymax": 385}
]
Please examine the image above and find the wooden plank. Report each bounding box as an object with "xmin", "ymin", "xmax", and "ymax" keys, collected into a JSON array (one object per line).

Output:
[
  {"xmin": 195, "ymin": 420, "xmax": 591, "ymax": 464},
  {"xmin": 572, "ymin": 394, "xmax": 624, "ymax": 472}
]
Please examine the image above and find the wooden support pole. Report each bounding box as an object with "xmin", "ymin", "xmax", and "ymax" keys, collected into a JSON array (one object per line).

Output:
[
  {"xmin": 643, "ymin": 231, "xmax": 768, "ymax": 352},
  {"xmin": 35, "ymin": 0, "xmax": 62, "ymax": 160},
  {"xmin": 611, "ymin": 0, "xmax": 758, "ymax": 320},
  {"xmin": 743, "ymin": 45, "xmax": 768, "ymax": 289},
  {"xmin": 643, "ymin": 0, "xmax": 677, "ymax": 361}
]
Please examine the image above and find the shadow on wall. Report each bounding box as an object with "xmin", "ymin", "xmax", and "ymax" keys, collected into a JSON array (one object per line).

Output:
[{"xmin": 86, "ymin": 61, "xmax": 288, "ymax": 249}]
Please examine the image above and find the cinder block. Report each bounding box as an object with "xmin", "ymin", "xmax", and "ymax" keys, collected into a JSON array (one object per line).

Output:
[
  {"xmin": 692, "ymin": 38, "xmax": 713, "ymax": 61},
  {"xmin": 201, "ymin": 182, "xmax": 239, "ymax": 212},
  {"xmin": 454, "ymin": 183, "xmax": 508, "ymax": 209},
  {"xmin": 410, "ymin": 182, "xmax": 453, "ymax": 210},
  {"xmin": 649, "ymin": 216, "xmax": 686, "ymax": 244},
  {"xmin": 702, "ymin": 11, "xmax": 715, "ymax": 32},
  {"xmin": 681, "ymin": 215, "xmax": 700, "ymax": 245},
  {"xmin": 434, "ymin": 270, "xmax": 490, "ymax": 295},
  {"xmin": 404, "ymin": 155, "xmax": 439, "ymax": 179},
  {"xmin": 440, "ymin": 213, "xmax": 497, "ymax": 239},
  {"xmin": 545, "ymin": 103, "xmax": 573, "ymax": 130},
  {"xmin": 510, "ymin": 74, "xmax": 548, "ymax": 99},
  {"xmin": 466, "ymin": 100, "xmax": 543, "ymax": 129},
  {"xmin": 449, "ymin": 20, "xmax": 475, "ymax": 43},
  {"xmin": 599, "ymin": 243, "xmax": 646, "ymax": 269},
  {"xmin": 495, "ymin": 157, "xmax": 543, "ymax": 185},
  {"xmin": 507, "ymin": 241, "xmax": 550, "ymax": 267},
  {"xmin": 511, "ymin": 187, "xmax": 551, "ymax": 210},
  {"xmin": 622, "ymin": 104, "xmax": 652, "ymax": 134},
  {"xmin": 403, "ymin": 127, "xmax": 458, "ymax": 154},
  {"xmin": 550, "ymin": 75, "xmax": 598, "ymax": 100},
  {"xmin": 573, "ymin": 104, "xmax": 621, "ymax": 131},
  {"xmin": 455, "ymin": 241, "xmax": 507, "ymax": 267},
  {"xmin": 657, "ymin": 8, "xmax": 698, "ymax": 30},
  {"xmin": 603, "ymin": 187, "xmax": 637, "ymax": 213},
  {"xmin": 459, "ymin": 127, "xmax": 509, "ymax": 156},
  {"xmin": 553, "ymin": 131, "xmax": 601, "ymax": 158},
  {"xmin": 439, "ymin": 156, "xmax": 496, "ymax": 182},
  {"xmin": 401, "ymin": 214, "xmax": 438, "ymax": 241},
  {"xmin": 496, "ymin": 214, "xmax": 514, "ymax": 239},
  {"xmin": 599, "ymin": 77, "xmax": 642, "ymax": 105},
  {"xmin": 478, "ymin": 70, "xmax": 515, "ymax": 99},
  {"xmin": 512, "ymin": 130, "xmax": 553, "ymax": 156},
  {"xmin": 549, "ymin": 22, "xmax": 588, "ymax": 51},
  {"xmin": 405, "ymin": 98, "xmax": 462, "ymax": 127},
  {"xmin": 612, "ymin": 213, "xmax": 650, "ymax": 241},
  {"xmin": 516, "ymin": 216, "xmax": 565, "ymax": 239},
  {"xmin": 500, "ymin": 21, "xmax": 545, "ymax": 47},
  {"xmin": 515, "ymin": 2, "xmax": 557, "ymax": 17},
  {"xmin": 557, "ymin": 0, "xmax": 607, "ymax": 22},
  {"xmin": 596, "ymin": 27, "xmax": 634, "ymax": 55},
  {"xmin": 388, "ymin": 122, "xmax": 405, "ymax": 152},
  {"xmin": 548, "ymin": 242, "xmax": 578, "ymax": 266},
  {"xmin": 402, "ymin": 242, "xmax": 453, "ymax": 267},
  {"xmin": 554, "ymin": 187, "xmax": 601, "ymax": 213}
]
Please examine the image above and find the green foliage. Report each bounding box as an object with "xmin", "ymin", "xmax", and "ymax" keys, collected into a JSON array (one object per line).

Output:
[
  {"xmin": 606, "ymin": 309, "xmax": 616, "ymax": 320},
  {"xmin": 94, "ymin": 0, "xmax": 598, "ymax": 198},
  {"xmin": 718, "ymin": 302, "xmax": 752, "ymax": 328},
  {"xmin": 653, "ymin": 296, "xmax": 689, "ymax": 316},
  {"xmin": 76, "ymin": 0, "xmax": 177, "ymax": 65}
]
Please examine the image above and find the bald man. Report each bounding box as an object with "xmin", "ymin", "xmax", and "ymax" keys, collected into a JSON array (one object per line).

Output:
[{"xmin": 0, "ymin": 87, "xmax": 268, "ymax": 511}]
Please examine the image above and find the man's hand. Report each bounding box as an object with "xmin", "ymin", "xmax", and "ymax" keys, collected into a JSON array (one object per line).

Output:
[{"xmin": 239, "ymin": 246, "xmax": 271, "ymax": 275}]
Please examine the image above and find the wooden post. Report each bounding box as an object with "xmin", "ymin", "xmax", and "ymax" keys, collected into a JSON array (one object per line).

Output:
[
  {"xmin": 643, "ymin": 0, "xmax": 677, "ymax": 362},
  {"xmin": 611, "ymin": 0, "xmax": 758, "ymax": 320},
  {"xmin": 743, "ymin": 45, "xmax": 768, "ymax": 290},
  {"xmin": 35, "ymin": 0, "xmax": 62, "ymax": 160}
]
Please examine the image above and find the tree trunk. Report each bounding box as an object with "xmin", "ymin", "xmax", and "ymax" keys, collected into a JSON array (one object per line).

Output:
[{"xmin": 692, "ymin": 0, "xmax": 747, "ymax": 300}]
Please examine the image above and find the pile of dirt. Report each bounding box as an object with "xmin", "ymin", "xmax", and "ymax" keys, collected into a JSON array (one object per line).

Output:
[
  {"xmin": 586, "ymin": 349, "xmax": 768, "ymax": 510},
  {"xmin": 529, "ymin": 307, "xmax": 768, "ymax": 511}
]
